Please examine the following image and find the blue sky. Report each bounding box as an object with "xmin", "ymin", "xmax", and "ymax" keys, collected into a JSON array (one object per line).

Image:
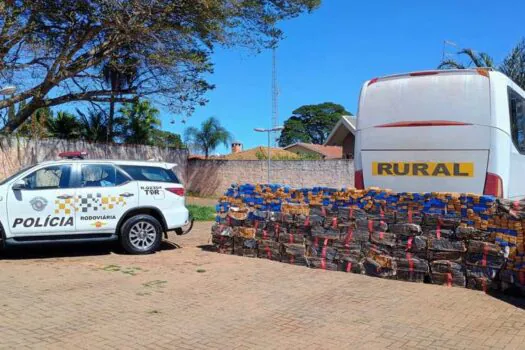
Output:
[{"xmin": 163, "ymin": 0, "xmax": 525, "ymax": 155}]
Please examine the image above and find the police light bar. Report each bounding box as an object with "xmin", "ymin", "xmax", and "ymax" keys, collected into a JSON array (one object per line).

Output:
[{"xmin": 58, "ymin": 151, "xmax": 88, "ymax": 159}]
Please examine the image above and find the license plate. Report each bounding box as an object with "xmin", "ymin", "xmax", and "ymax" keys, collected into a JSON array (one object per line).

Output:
[{"xmin": 372, "ymin": 162, "xmax": 474, "ymax": 177}]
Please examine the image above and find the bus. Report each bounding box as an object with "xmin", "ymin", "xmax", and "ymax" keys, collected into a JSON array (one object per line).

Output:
[{"xmin": 353, "ymin": 68, "xmax": 525, "ymax": 199}]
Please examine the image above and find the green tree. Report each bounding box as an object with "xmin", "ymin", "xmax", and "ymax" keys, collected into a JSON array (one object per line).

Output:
[
  {"xmin": 119, "ymin": 100, "xmax": 161, "ymax": 145},
  {"xmin": 184, "ymin": 117, "xmax": 231, "ymax": 158},
  {"xmin": 102, "ymin": 48, "xmax": 139, "ymax": 142},
  {"xmin": 77, "ymin": 109, "xmax": 110, "ymax": 143},
  {"xmin": 0, "ymin": 0, "xmax": 320, "ymax": 133},
  {"xmin": 16, "ymin": 107, "xmax": 52, "ymax": 138},
  {"xmin": 47, "ymin": 111, "xmax": 81, "ymax": 140},
  {"xmin": 438, "ymin": 39, "xmax": 525, "ymax": 90},
  {"xmin": 152, "ymin": 130, "xmax": 185, "ymax": 149},
  {"xmin": 278, "ymin": 102, "xmax": 352, "ymax": 146}
]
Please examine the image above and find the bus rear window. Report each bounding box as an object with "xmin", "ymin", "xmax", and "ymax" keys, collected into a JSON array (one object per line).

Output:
[
  {"xmin": 119, "ymin": 165, "xmax": 180, "ymax": 183},
  {"xmin": 509, "ymin": 87, "xmax": 525, "ymax": 154}
]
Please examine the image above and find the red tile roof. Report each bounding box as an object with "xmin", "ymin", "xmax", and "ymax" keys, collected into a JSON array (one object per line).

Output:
[{"xmin": 284, "ymin": 143, "xmax": 343, "ymax": 159}]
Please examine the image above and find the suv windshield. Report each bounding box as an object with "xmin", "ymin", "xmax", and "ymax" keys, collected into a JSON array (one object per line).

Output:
[
  {"xmin": 0, "ymin": 164, "xmax": 37, "ymax": 186},
  {"xmin": 119, "ymin": 165, "xmax": 180, "ymax": 183}
]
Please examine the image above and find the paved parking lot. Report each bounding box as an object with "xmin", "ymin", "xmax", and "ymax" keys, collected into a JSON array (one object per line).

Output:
[{"xmin": 1, "ymin": 222, "xmax": 525, "ymax": 349}]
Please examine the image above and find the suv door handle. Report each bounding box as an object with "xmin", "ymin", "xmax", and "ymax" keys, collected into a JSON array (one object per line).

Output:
[
  {"xmin": 57, "ymin": 194, "xmax": 73, "ymax": 199},
  {"xmin": 120, "ymin": 192, "xmax": 135, "ymax": 197}
]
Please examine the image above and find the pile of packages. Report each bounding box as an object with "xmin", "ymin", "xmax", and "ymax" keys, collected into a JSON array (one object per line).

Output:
[{"xmin": 212, "ymin": 184, "xmax": 525, "ymax": 294}]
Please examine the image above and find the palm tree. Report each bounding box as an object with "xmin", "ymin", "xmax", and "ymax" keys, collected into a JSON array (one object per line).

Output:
[
  {"xmin": 77, "ymin": 108, "xmax": 110, "ymax": 142},
  {"xmin": 438, "ymin": 48, "xmax": 495, "ymax": 69},
  {"xmin": 499, "ymin": 39, "xmax": 525, "ymax": 90},
  {"xmin": 184, "ymin": 117, "xmax": 232, "ymax": 158},
  {"xmin": 438, "ymin": 39, "xmax": 525, "ymax": 90},
  {"xmin": 119, "ymin": 100, "xmax": 161, "ymax": 145},
  {"xmin": 47, "ymin": 111, "xmax": 81, "ymax": 139}
]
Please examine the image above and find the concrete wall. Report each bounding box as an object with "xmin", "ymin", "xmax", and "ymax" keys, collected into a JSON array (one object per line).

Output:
[
  {"xmin": 187, "ymin": 159, "xmax": 355, "ymax": 197},
  {"xmin": 0, "ymin": 137, "xmax": 189, "ymax": 182}
]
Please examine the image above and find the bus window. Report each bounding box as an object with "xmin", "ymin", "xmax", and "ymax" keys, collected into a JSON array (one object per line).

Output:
[{"xmin": 509, "ymin": 87, "xmax": 525, "ymax": 154}]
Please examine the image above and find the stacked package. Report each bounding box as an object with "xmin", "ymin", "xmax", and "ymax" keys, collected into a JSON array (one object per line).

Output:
[
  {"xmin": 497, "ymin": 200, "xmax": 525, "ymax": 293},
  {"xmin": 465, "ymin": 240, "xmax": 504, "ymax": 291},
  {"xmin": 211, "ymin": 184, "xmax": 525, "ymax": 295}
]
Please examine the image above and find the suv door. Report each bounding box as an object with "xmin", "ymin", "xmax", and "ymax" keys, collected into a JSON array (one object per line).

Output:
[
  {"xmin": 74, "ymin": 163, "xmax": 138, "ymax": 233},
  {"xmin": 118, "ymin": 164, "xmax": 186, "ymax": 229},
  {"xmin": 7, "ymin": 164, "xmax": 76, "ymax": 236}
]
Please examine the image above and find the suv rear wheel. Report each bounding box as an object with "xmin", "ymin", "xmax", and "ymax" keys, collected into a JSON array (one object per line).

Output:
[{"xmin": 120, "ymin": 215, "xmax": 162, "ymax": 254}]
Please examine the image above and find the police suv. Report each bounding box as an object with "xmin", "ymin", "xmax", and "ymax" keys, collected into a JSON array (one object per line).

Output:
[{"xmin": 0, "ymin": 152, "xmax": 190, "ymax": 254}]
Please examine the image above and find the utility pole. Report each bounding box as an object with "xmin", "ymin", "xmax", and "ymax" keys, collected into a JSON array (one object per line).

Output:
[
  {"xmin": 271, "ymin": 47, "xmax": 280, "ymax": 147},
  {"xmin": 254, "ymin": 126, "xmax": 284, "ymax": 184},
  {"xmin": 442, "ymin": 40, "xmax": 457, "ymax": 63}
]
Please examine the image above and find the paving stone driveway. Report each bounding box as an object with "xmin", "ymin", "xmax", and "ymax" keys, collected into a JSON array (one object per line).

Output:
[{"xmin": 0, "ymin": 222, "xmax": 524, "ymax": 350}]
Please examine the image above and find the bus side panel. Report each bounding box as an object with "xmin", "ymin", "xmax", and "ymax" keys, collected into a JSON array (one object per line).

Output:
[
  {"xmin": 488, "ymin": 73, "xmax": 525, "ymax": 199},
  {"xmin": 488, "ymin": 128, "xmax": 511, "ymax": 198}
]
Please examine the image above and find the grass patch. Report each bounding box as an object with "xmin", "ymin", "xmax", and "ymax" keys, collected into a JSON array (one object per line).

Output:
[
  {"xmin": 187, "ymin": 204, "xmax": 216, "ymax": 221},
  {"xmin": 196, "ymin": 268, "xmax": 206, "ymax": 273}
]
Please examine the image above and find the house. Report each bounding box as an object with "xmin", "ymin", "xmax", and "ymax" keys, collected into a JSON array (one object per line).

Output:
[
  {"xmin": 223, "ymin": 145, "xmax": 300, "ymax": 160},
  {"xmin": 283, "ymin": 143, "xmax": 342, "ymax": 159},
  {"xmin": 324, "ymin": 115, "xmax": 356, "ymax": 159}
]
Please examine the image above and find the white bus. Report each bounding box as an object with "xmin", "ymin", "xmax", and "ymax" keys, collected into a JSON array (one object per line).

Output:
[{"xmin": 354, "ymin": 68, "xmax": 525, "ymax": 199}]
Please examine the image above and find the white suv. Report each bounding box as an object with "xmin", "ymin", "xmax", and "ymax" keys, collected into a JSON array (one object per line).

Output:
[{"xmin": 0, "ymin": 153, "xmax": 190, "ymax": 254}]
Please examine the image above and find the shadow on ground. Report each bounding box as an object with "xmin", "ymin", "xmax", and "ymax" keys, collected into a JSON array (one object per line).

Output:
[
  {"xmin": 197, "ymin": 244, "xmax": 215, "ymax": 252},
  {"xmin": 0, "ymin": 240, "xmax": 180, "ymax": 260},
  {"xmin": 489, "ymin": 289, "xmax": 525, "ymax": 309}
]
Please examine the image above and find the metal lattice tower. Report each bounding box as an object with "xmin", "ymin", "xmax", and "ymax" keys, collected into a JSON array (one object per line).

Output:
[{"xmin": 271, "ymin": 47, "xmax": 279, "ymax": 146}]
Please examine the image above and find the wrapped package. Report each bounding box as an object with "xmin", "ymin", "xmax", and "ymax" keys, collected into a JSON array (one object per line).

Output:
[
  {"xmin": 257, "ymin": 240, "xmax": 281, "ymax": 261},
  {"xmin": 430, "ymin": 260, "xmax": 466, "ymax": 287},
  {"xmin": 311, "ymin": 225, "xmax": 340, "ymax": 239},
  {"xmin": 363, "ymin": 257, "xmax": 396, "ymax": 278},
  {"xmin": 212, "ymin": 235, "xmax": 234, "ymax": 254},
  {"xmin": 466, "ymin": 266, "xmax": 500, "ymax": 292},
  {"xmin": 233, "ymin": 237, "xmax": 258, "ymax": 257},
  {"xmin": 395, "ymin": 256, "xmax": 429, "ymax": 283},
  {"xmin": 227, "ymin": 208, "xmax": 249, "ymax": 226},
  {"xmin": 423, "ymin": 213, "xmax": 461, "ymax": 229},
  {"xmin": 356, "ymin": 219, "xmax": 388, "ymax": 232},
  {"xmin": 421, "ymin": 228, "xmax": 455, "ymax": 240},
  {"xmin": 370, "ymin": 231, "xmax": 396, "ymax": 247},
  {"xmin": 396, "ymin": 210, "xmax": 423, "ymax": 225},
  {"xmin": 255, "ymin": 227, "xmax": 279, "ymax": 241},
  {"xmin": 338, "ymin": 256, "xmax": 364, "ymax": 274},
  {"xmin": 306, "ymin": 257, "xmax": 339, "ymax": 271},
  {"xmin": 393, "ymin": 235, "xmax": 427, "ymax": 259},
  {"xmin": 281, "ymin": 243, "xmax": 306, "ymax": 266},
  {"xmin": 306, "ymin": 237, "xmax": 338, "ymax": 261},
  {"xmin": 389, "ymin": 223, "xmax": 422, "ymax": 236},
  {"xmin": 427, "ymin": 238, "xmax": 466, "ymax": 262},
  {"xmin": 455, "ymin": 226, "xmax": 492, "ymax": 241},
  {"xmin": 277, "ymin": 228, "xmax": 305, "ymax": 245},
  {"xmin": 465, "ymin": 240, "xmax": 505, "ymax": 269}
]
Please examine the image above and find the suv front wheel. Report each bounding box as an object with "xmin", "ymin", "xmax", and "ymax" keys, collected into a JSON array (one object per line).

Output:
[{"xmin": 120, "ymin": 215, "xmax": 162, "ymax": 254}]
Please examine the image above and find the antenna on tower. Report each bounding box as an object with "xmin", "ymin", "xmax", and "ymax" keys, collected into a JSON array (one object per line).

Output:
[{"xmin": 271, "ymin": 46, "xmax": 279, "ymax": 147}]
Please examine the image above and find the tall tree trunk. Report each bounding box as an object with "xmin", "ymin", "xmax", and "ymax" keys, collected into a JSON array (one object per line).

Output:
[{"xmin": 107, "ymin": 94, "xmax": 114, "ymax": 143}]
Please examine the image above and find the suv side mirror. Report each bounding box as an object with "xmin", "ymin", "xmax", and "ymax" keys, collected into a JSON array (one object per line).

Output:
[{"xmin": 12, "ymin": 179, "xmax": 26, "ymax": 190}]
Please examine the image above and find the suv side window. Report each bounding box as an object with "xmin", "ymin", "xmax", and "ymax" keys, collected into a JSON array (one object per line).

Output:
[
  {"xmin": 119, "ymin": 165, "xmax": 179, "ymax": 183},
  {"xmin": 21, "ymin": 165, "xmax": 72, "ymax": 190},
  {"xmin": 509, "ymin": 87, "xmax": 525, "ymax": 154},
  {"xmin": 81, "ymin": 164, "xmax": 130, "ymax": 187}
]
